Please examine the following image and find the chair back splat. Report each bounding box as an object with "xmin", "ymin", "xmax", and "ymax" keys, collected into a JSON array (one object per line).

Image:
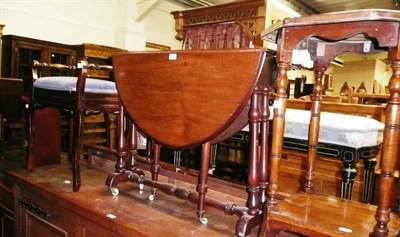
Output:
[{"xmin": 106, "ymin": 48, "xmax": 276, "ymax": 236}]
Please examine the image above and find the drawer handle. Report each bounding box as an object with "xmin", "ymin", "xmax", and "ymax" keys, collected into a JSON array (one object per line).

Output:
[{"xmin": 18, "ymin": 197, "xmax": 50, "ymax": 218}]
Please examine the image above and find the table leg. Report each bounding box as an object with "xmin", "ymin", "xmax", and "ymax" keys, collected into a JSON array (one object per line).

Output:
[
  {"xmin": 259, "ymin": 86, "xmax": 270, "ymax": 206},
  {"xmin": 267, "ymin": 61, "xmax": 289, "ymax": 208},
  {"xmin": 246, "ymin": 88, "xmax": 261, "ymax": 215},
  {"xmin": 196, "ymin": 142, "xmax": 211, "ymax": 224},
  {"xmin": 372, "ymin": 59, "xmax": 400, "ymax": 236},
  {"xmin": 305, "ymin": 64, "xmax": 326, "ymax": 194}
]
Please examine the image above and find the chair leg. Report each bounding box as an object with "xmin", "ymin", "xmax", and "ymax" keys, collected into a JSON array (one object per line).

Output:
[
  {"xmin": 68, "ymin": 114, "xmax": 74, "ymax": 163},
  {"xmin": 196, "ymin": 141, "xmax": 211, "ymax": 224},
  {"xmin": 26, "ymin": 109, "xmax": 35, "ymax": 172},
  {"xmin": 104, "ymin": 112, "xmax": 117, "ymax": 150},
  {"xmin": 72, "ymin": 109, "xmax": 85, "ymax": 192}
]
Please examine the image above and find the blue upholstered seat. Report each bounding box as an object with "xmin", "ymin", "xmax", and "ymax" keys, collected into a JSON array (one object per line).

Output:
[{"xmin": 33, "ymin": 76, "xmax": 117, "ymax": 94}]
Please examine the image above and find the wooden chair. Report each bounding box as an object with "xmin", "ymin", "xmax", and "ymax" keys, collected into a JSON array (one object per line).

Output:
[
  {"xmin": 106, "ymin": 48, "xmax": 275, "ymax": 236},
  {"xmin": 28, "ymin": 60, "xmax": 118, "ymax": 192},
  {"xmin": 260, "ymin": 10, "xmax": 400, "ymax": 236}
]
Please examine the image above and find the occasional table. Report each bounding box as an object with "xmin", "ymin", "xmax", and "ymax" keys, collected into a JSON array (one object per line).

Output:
[{"xmin": 262, "ymin": 10, "xmax": 400, "ymax": 236}]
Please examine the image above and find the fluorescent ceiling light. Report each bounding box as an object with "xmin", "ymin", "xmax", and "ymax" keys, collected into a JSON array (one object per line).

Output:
[{"xmin": 271, "ymin": 0, "xmax": 301, "ymax": 17}]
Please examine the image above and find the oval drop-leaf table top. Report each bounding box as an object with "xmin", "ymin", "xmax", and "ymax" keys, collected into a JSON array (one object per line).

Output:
[{"xmin": 113, "ymin": 49, "xmax": 268, "ymax": 148}]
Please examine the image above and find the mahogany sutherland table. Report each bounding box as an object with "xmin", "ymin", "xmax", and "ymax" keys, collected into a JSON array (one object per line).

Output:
[
  {"xmin": 262, "ymin": 10, "xmax": 400, "ymax": 237},
  {"xmin": 106, "ymin": 48, "xmax": 275, "ymax": 236}
]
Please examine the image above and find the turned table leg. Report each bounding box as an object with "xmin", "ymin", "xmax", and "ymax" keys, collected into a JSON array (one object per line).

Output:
[
  {"xmin": 372, "ymin": 59, "xmax": 400, "ymax": 237},
  {"xmin": 304, "ymin": 63, "xmax": 326, "ymax": 194},
  {"xmin": 196, "ymin": 142, "xmax": 211, "ymax": 224},
  {"xmin": 149, "ymin": 143, "xmax": 161, "ymax": 199},
  {"xmin": 246, "ymin": 87, "xmax": 261, "ymax": 215},
  {"xmin": 259, "ymin": 86, "xmax": 270, "ymax": 206},
  {"xmin": 115, "ymin": 104, "xmax": 126, "ymax": 173},
  {"xmin": 267, "ymin": 62, "xmax": 289, "ymax": 208}
]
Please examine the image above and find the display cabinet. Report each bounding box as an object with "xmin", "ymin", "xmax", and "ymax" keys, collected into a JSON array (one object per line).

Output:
[
  {"xmin": 1, "ymin": 35, "xmax": 77, "ymax": 156},
  {"xmin": 1, "ymin": 35, "xmax": 76, "ymax": 81}
]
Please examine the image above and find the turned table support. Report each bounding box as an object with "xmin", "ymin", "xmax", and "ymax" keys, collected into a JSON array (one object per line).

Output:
[
  {"xmin": 373, "ymin": 58, "xmax": 400, "ymax": 236},
  {"xmin": 267, "ymin": 62, "xmax": 289, "ymax": 208},
  {"xmin": 246, "ymin": 87, "xmax": 261, "ymax": 216},
  {"xmin": 305, "ymin": 62, "xmax": 326, "ymax": 194},
  {"xmin": 259, "ymin": 86, "xmax": 271, "ymax": 205}
]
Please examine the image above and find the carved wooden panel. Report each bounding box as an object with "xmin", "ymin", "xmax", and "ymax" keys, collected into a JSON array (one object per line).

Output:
[{"xmin": 171, "ymin": 0, "xmax": 266, "ymax": 47}]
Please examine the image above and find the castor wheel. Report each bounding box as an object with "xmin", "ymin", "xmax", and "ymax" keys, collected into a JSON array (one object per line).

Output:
[
  {"xmin": 148, "ymin": 188, "xmax": 157, "ymax": 201},
  {"xmin": 148, "ymin": 194, "xmax": 155, "ymax": 201},
  {"xmin": 199, "ymin": 217, "xmax": 208, "ymax": 225},
  {"xmin": 138, "ymin": 176, "xmax": 145, "ymax": 190},
  {"xmin": 110, "ymin": 187, "xmax": 119, "ymax": 196}
]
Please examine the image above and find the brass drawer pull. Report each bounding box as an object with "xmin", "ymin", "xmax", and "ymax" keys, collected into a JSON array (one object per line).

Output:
[{"xmin": 18, "ymin": 197, "xmax": 50, "ymax": 218}]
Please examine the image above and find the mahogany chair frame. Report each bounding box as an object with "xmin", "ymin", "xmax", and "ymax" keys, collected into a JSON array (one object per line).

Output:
[{"xmin": 28, "ymin": 60, "xmax": 118, "ymax": 192}]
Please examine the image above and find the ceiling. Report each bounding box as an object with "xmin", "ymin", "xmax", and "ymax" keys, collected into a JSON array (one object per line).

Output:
[
  {"xmin": 297, "ymin": 0, "xmax": 400, "ymax": 14},
  {"xmin": 173, "ymin": 0, "xmax": 400, "ymax": 15}
]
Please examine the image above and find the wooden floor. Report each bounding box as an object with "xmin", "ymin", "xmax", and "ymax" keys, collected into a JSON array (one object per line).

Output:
[{"xmin": 8, "ymin": 160, "xmax": 262, "ymax": 237}]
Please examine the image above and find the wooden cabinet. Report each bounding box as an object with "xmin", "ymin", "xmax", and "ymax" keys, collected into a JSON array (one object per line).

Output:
[
  {"xmin": 0, "ymin": 182, "xmax": 14, "ymax": 237},
  {"xmin": 7, "ymin": 160, "xmax": 252, "ymax": 237},
  {"xmin": 0, "ymin": 78, "xmax": 25, "ymax": 162},
  {"xmin": 14, "ymin": 185, "xmax": 121, "ymax": 237},
  {"xmin": 75, "ymin": 43, "xmax": 125, "ymax": 80},
  {"xmin": 1, "ymin": 35, "xmax": 76, "ymax": 80},
  {"xmin": 11, "ymin": 169, "xmax": 123, "ymax": 237}
]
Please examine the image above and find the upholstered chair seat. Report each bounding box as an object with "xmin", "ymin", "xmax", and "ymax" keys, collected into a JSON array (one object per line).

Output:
[{"xmin": 33, "ymin": 76, "xmax": 117, "ymax": 94}]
